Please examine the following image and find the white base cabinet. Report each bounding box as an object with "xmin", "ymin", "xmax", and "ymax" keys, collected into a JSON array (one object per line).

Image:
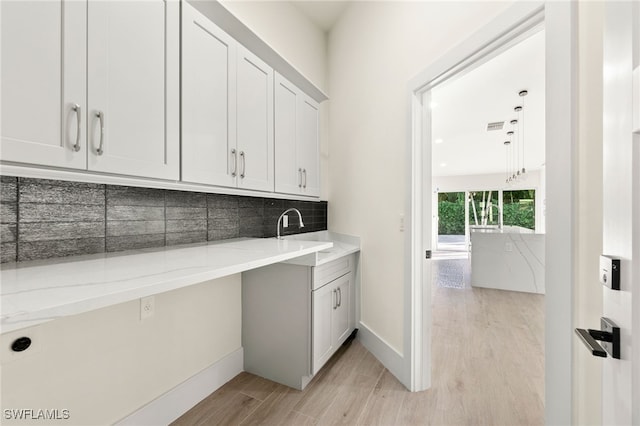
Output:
[
  {"xmin": 312, "ymin": 272, "xmax": 351, "ymax": 374},
  {"xmin": 242, "ymin": 254, "xmax": 356, "ymax": 390}
]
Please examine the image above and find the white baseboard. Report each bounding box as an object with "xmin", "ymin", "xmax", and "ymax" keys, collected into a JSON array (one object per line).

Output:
[
  {"xmin": 116, "ymin": 347, "xmax": 244, "ymax": 426},
  {"xmin": 357, "ymin": 322, "xmax": 405, "ymax": 387}
]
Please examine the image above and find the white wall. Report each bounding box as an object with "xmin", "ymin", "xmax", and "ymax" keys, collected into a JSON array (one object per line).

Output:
[
  {"xmin": 0, "ymin": 275, "xmax": 241, "ymax": 425},
  {"xmin": 220, "ymin": 1, "xmax": 327, "ymax": 92},
  {"xmin": 220, "ymin": 0, "xmax": 331, "ymax": 200},
  {"xmin": 327, "ymin": 1, "xmax": 513, "ymax": 353}
]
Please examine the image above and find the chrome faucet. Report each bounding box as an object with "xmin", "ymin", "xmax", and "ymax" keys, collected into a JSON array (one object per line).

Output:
[{"xmin": 277, "ymin": 208, "xmax": 304, "ymax": 239}]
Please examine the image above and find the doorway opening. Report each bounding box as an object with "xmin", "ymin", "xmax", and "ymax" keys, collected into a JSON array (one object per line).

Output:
[
  {"xmin": 429, "ymin": 27, "xmax": 546, "ymax": 422},
  {"xmin": 405, "ymin": 3, "xmax": 577, "ymax": 424}
]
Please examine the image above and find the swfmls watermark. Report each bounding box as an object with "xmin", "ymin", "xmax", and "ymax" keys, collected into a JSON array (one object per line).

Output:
[{"xmin": 3, "ymin": 409, "xmax": 70, "ymax": 421}]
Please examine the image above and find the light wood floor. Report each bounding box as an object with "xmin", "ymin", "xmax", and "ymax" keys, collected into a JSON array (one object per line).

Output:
[{"xmin": 173, "ymin": 259, "xmax": 544, "ymax": 425}]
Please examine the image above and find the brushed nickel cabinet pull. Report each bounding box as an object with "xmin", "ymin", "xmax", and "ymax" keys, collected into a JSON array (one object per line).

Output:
[
  {"xmin": 71, "ymin": 104, "xmax": 81, "ymax": 152},
  {"xmin": 231, "ymin": 149, "xmax": 237, "ymax": 177},
  {"xmin": 95, "ymin": 111, "xmax": 105, "ymax": 155},
  {"xmin": 240, "ymin": 151, "xmax": 246, "ymax": 178}
]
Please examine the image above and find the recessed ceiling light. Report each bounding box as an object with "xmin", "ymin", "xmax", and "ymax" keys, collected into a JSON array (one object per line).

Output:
[
  {"xmin": 429, "ymin": 101, "xmax": 439, "ymax": 109},
  {"xmin": 440, "ymin": 163, "xmax": 447, "ymax": 167},
  {"xmin": 435, "ymin": 138, "xmax": 443, "ymax": 144}
]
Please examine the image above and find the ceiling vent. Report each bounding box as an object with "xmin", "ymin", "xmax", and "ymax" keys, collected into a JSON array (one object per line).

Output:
[{"xmin": 486, "ymin": 121, "xmax": 504, "ymax": 131}]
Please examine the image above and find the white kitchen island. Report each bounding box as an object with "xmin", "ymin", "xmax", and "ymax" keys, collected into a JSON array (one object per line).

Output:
[{"xmin": 470, "ymin": 226, "xmax": 545, "ymax": 294}]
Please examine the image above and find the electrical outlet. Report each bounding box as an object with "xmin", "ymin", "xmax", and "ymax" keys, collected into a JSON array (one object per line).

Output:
[
  {"xmin": 140, "ymin": 296, "xmax": 155, "ymax": 320},
  {"xmin": 283, "ymin": 215, "xmax": 289, "ymax": 228},
  {"xmin": 399, "ymin": 214, "xmax": 405, "ymax": 232}
]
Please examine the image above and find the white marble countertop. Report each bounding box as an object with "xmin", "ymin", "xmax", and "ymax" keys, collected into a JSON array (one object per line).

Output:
[
  {"xmin": 281, "ymin": 231, "xmax": 360, "ymax": 266},
  {"xmin": 470, "ymin": 225, "xmax": 538, "ymax": 234},
  {"xmin": 0, "ymin": 238, "xmax": 333, "ymax": 333}
]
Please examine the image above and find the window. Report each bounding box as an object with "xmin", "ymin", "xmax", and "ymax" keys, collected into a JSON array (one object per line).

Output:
[
  {"xmin": 468, "ymin": 191, "xmax": 499, "ymax": 226},
  {"xmin": 502, "ymin": 189, "xmax": 535, "ymax": 230},
  {"xmin": 437, "ymin": 192, "xmax": 465, "ymax": 235}
]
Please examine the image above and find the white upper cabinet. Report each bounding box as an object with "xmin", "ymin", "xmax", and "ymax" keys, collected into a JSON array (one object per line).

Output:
[
  {"xmin": 236, "ymin": 46, "xmax": 274, "ymax": 192},
  {"xmin": 1, "ymin": 0, "xmax": 87, "ymax": 169},
  {"xmin": 0, "ymin": 0, "xmax": 179, "ymax": 180},
  {"xmin": 274, "ymin": 73, "xmax": 320, "ymax": 197},
  {"xmin": 87, "ymin": 0, "xmax": 179, "ymax": 180},
  {"xmin": 2, "ymin": 0, "xmax": 323, "ymax": 195},
  {"xmin": 274, "ymin": 74, "xmax": 300, "ymax": 195},
  {"xmin": 181, "ymin": 3, "xmax": 274, "ymax": 192},
  {"xmin": 298, "ymin": 96, "xmax": 320, "ymax": 197},
  {"xmin": 181, "ymin": 3, "xmax": 237, "ymax": 187}
]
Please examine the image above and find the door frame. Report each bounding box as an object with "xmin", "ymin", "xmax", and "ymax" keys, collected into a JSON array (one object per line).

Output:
[{"xmin": 404, "ymin": 2, "xmax": 577, "ymax": 424}]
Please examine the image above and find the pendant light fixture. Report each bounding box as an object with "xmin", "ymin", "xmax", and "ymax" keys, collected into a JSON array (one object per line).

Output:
[
  {"xmin": 510, "ymin": 119, "xmax": 518, "ymax": 182},
  {"xmin": 502, "ymin": 89, "xmax": 529, "ymax": 187},
  {"xmin": 505, "ymin": 131, "xmax": 513, "ymax": 185},
  {"xmin": 519, "ymin": 90, "xmax": 528, "ymax": 177}
]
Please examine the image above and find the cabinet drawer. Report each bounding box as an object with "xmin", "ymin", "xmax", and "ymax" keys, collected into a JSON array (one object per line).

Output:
[{"xmin": 312, "ymin": 254, "xmax": 354, "ymax": 290}]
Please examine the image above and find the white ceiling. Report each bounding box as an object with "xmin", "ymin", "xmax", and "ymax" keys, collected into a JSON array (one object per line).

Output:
[
  {"xmin": 431, "ymin": 29, "xmax": 545, "ymax": 177},
  {"xmin": 291, "ymin": 1, "xmax": 350, "ymax": 32}
]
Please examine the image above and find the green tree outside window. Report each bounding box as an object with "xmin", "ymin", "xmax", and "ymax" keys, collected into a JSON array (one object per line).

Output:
[{"xmin": 503, "ymin": 189, "xmax": 535, "ymax": 230}]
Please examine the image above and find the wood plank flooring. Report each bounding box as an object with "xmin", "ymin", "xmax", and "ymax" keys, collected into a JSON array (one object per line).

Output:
[{"xmin": 173, "ymin": 258, "xmax": 544, "ymax": 425}]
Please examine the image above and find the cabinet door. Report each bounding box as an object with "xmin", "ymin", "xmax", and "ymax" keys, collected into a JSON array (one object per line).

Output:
[
  {"xmin": 298, "ymin": 95, "xmax": 320, "ymax": 197},
  {"xmin": 1, "ymin": 0, "xmax": 86, "ymax": 169},
  {"xmin": 236, "ymin": 46, "xmax": 274, "ymax": 192},
  {"xmin": 332, "ymin": 273, "xmax": 352, "ymax": 346},
  {"xmin": 312, "ymin": 281, "xmax": 336, "ymax": 375},
  {"xmin": 274, "ymin": 73, "xmax": 302, "ymax": 195},
  {"xmin": 181, "ymin": 3, "xmax": 237, "ymax": 187},
  {"xmin": 87, "ymin": 0, "xmax": 179, "ymax": 180}
]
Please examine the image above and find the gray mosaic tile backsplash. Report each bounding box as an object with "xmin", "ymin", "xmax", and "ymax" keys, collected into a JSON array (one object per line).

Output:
[{"xmin": 0, "ymin": 176, "xmax": 328, "ymax": 263}]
